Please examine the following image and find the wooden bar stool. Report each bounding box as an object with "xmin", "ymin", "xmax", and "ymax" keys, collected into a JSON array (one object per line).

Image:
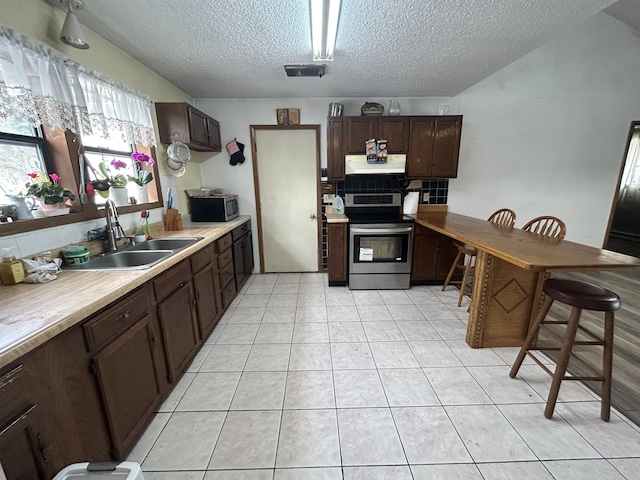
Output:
[
  {"xmin": 509, "ymin": 277, "xmax": 621, "ymax": 421},
  {"xmin": 442, "ymin": 208, "xmax": 516, "ymax": 307}
]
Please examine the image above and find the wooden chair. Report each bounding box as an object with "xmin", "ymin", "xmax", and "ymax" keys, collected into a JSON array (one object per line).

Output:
[
  {"xmin": 442, "ymin": 208, "xmax": 516, "ymax": 307},
  {"xmin": 522, "ymin": 215, "xmax": 566, "ymax": 240},
  {"xmin": 509, "ymin": 277, "xmax": 620, "ymax": 421}
]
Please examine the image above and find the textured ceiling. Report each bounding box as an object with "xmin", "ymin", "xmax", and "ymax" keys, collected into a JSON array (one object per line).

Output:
[{"xmin": 61, "ymin": 0, "xmax": 634, "ymax": 99}]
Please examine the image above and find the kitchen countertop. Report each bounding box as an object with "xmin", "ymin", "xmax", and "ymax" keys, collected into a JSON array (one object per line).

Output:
[
  {"xmin": 325, "ymin": 212, "xmax": 348, "ymax": 223},
  {"xmin": 0, "ymin": 215, "xmax": 251, "ymax": 370}
]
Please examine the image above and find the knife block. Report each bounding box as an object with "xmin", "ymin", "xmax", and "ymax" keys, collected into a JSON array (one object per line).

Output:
[{"xmin": 164, "ymin": 209, "xmax": 183, "ymax": 231}]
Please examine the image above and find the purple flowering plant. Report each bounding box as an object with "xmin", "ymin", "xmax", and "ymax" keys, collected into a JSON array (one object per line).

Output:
[
  {"xmin": 97, "ymin": 158, "xmax": 129, "ymax": 187},
  {"xmin": 128, "ymin": 152, "xmax": 155, "ymax": 186}
]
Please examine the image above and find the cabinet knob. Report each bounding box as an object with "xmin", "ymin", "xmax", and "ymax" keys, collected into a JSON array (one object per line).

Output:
[{"xmin": 310, "ymin": 213, "xmax": 317, "ymax": 220}]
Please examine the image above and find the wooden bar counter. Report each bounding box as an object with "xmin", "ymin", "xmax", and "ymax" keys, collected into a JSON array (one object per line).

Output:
[{"xmin": 411, "ymin": 211, "xmax": 640, "ymax": 348}]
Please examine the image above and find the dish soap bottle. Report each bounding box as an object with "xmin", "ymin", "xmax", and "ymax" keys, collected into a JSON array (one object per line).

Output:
[
  {"xmin": 332, "ymin": 195, "xmax": 344, "ymax": 214},
  {"xmin": 0, "ymin": 247, "xmax": 25, "ymax": 285}
]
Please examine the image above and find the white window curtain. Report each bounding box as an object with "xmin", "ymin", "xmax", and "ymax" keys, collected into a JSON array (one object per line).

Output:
[{"xmin": 0, "ymin": 26, "xmax": 156, "ymax": 146}]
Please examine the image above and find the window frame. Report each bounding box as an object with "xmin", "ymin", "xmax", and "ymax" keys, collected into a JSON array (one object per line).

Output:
[{"xmin": 0, "ymin": 127, "xmax": 163, "ymax": 237}]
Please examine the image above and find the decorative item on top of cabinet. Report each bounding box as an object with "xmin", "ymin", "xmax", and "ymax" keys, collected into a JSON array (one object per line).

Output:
[
  {"xmin": 410, "ymin": 223, "xmax": 461, "ymax": 284},
  {"xmin": 406, "ymin": 116, "xmax": 462, "ymax": 179},
  {"xmin": 327, "ymin": 223, "xmax": 347, "ymax": 286},
  {"xmin": 155, "ymin": 102, "xmax": 221, "ymax": 152}
]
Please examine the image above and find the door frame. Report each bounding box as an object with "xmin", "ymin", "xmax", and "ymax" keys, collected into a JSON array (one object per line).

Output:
[
  {"xmin": 604, "ymin": 120, "xmax": 640, "ymax": 248},
  {"xmin": 250, "ymin": 124, "xmax": 322, "ymax": 273}
]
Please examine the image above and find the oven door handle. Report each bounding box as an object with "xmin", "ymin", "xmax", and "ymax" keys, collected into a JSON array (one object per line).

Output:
[{"xmin": 350, "ymin": 226, "xmax": 414, "ymax": 235}]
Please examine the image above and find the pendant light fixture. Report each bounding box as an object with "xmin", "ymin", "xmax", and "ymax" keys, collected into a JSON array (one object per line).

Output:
[
  {"xmin": 59, "ymin": 0, "xmax": 90, "ymax": 50},
  {"xmin": 310, "ymin": 0, "xmax": 341, "ymax": 61}
]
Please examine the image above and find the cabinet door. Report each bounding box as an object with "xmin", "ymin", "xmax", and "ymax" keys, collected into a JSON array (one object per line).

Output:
[
  {"xmin": 233, "ymin": 239, "xmax": 245, "ymax": 291},
  {"xmin": 157, "ymin": 282, "xmax": 199, "ymax": 383},
  {"xmin": 410, "ymin": 224, "xmax": 440, "ymax": 281},
  {"xmin": 207, "ymin": 117, "xmax": 221, "ymax": 151},
  {"xmin": 379, "ymin": 117, "xmax": 409, "ymax": 153},
  {"xmin": 344, "ymin": 117, "xmax": 376, "ymax": 154},
  {"xmin": 0, "ymin": 404, "xmax": 48, "ymax": 480},
  {"xmin": 407, "ymin": 117, "xmax": 435, "ymax": 178},
  {"xmin": 327, "ymin": 223, "xmax": 347, "ymax": 285},
  {"xmin": 187, "ymin": 107, "xmax": 210, "ymax": 147},
  {"xmin": 435, "ymin": 236, "xmax": 461, "ymax": 280},
  {"xmin": 194, "ymin": 265, "xmax": 221, "ymax": 340},
  {"xmin": 431, "ymin": 117, "xmax": 462, "ymax": 178},
  {"xmin": 91, "ymin": 317, "xmax": 161, "ymax": 459},
  {"xmin": 327, "ymin": 118, "xmax": 344, "ymax": 180},
  {"xmin": 243, "ymin": 230, "xmax": 254, "ymax": 276}
]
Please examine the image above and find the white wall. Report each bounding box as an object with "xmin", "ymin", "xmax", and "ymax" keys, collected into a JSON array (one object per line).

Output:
[{"xmin": 452, "ymin": 13, "xmax": 640, "ymax": 247}]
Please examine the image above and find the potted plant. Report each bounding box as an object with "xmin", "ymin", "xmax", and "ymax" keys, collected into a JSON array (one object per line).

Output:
[
  {"xmin": 26, "ymin": 172, "xmax": 75, "ymax": 214},
  {"xmin": 128, "ymin": 152, "xmax": 155, "ymax": 204}
]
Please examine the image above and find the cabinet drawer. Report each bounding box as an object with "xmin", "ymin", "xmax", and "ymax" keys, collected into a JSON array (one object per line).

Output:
[
  {"xmin": 153, "ymin": 261, "xmax": 192, "ymax": 302},
  {"xmin": 84, "ymin": 288, "xmax": 150, "ymax": 352},
  {"xmin": 232, "ymin": 221, "xmax": 249, "ymax": 241},
  {"xmin": 217, "ymin": 247, "xmax": 233, "ymax": 270},
  {"xmin": 221, "ymin": 280, "xmax": 237, "ymax": 310},
  {"xmin": 190, "ymin": 243, "xmax": 214, "ymax": 274},
  {"xmin": 0, "ymin": 364, "xmax": 26, "ymax": 419},
  {"xmin": 219, "ymin": 258, "xmax": 235, "ymax": 289},
  {"xmin": 215, "ymin": 233, "xmax": 232, "ymax": 254}
]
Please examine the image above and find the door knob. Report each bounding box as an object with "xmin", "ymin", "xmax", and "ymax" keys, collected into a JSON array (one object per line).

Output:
[{"xmin": 310, "ymin": 213, "xmax": 317, "ymax": 219}]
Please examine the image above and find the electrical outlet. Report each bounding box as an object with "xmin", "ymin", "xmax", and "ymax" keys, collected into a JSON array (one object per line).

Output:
[
  {"xmin": 408, "ymin": 180, "xmax": 422, "ymax": 189},
  {"xmin": 323, "ymin": 193, "xmax": 335, "ymax": 204},
  {"xmin": 422, "ymin": 192, "xmax": 430, "ymax": 203}
]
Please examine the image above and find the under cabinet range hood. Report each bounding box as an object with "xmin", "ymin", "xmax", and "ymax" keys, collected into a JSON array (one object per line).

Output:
[{"xmin": 345, "ymin": 154, "xmax": 407, "ymax": 175}]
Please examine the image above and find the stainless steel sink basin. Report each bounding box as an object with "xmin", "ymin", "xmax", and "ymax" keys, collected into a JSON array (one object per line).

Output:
[
  {"xmin": 127, "ymin": 237, "xmax": 203, "ymax": 252},
  {"xmin": 66, "ymin": 250, "xmax": 175, "ymax": 270}
]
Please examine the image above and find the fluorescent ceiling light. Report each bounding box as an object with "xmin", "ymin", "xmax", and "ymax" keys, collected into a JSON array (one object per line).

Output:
[{"xmin": 310, "ymin": 0, "xmax": 341, "ymax": 61}]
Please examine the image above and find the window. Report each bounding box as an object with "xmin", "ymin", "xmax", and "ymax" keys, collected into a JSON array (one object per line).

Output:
[{"xmin": 0, "ymin": 116, "xmax": 50, "ymax": 197}]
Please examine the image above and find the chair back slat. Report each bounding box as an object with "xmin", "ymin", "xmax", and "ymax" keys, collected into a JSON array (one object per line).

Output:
[
  {"xmin": 522, "ymin": 215, "xmax": 566, "ymax": 240},
  {"xmin": 487, "ymin": 208, "xmax": 516, "ymax": 227}
]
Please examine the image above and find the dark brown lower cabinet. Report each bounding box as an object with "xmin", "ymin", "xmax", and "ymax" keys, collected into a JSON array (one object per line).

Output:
[
  {"xmin": 90, "ymin": 317, "xmax": 161, "ymax": 459},
  {"xmin": 328, "ymin": 223, "xmax": 347, "ymax": 286},
  {"xmin": 411, "ymin": 223, "xmax": 460, "ymax": 283},
  {"xmin": 232, "ymin": 220, "xmax": 254, "ymax": 292},
  {"xmin": 0, "ymin": 403, "xmax": 48, "ymax": 480}
]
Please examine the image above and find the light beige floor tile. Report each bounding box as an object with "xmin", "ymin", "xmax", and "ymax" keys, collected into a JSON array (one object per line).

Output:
[
  {"xmin": 209, "ymin": 411, "xmax": 281, "ymax": 470},
  {"xmin": 227, "ymin": 307, "xmax": 265, "ymax": 323},
  {"xmin": 477, "ymin": 461, "xmax": 555, "ymax": 479},
  {"xmin": 467, "ymin": 366, "xmax": 545, "ymax": 404},
  {"xmin": 334, "ymin": 369, "xmax": 388, "ymax": 408},
  {"xmin": 300, "ymin": 272, "xmax": 325, "ymax": 283},
  {"xmin": 351, "ymin": 291, "xmax": 384, "ymax": 306},
  {"xmin": 277, "ymin": 273, "xmax": 302, "ymax": 283},
  {"xmin": 297, "ymin": 293, "xmax": 327, "ymax": 306},
  {"xmin": 409, "ymin": 341, "xmax": 463, "ymax": 367},
  {"xmin": 498, "ymin": 403, "xmax": 600, "ymax": 460},
  {"xmin": 284, "ymin": 370, "xmax": 335, "ymax": 409},
  {"xmin": 355, "ymin": 305, "xmax": 392, "ymax": 321},
  {"xmin": 396, "ymin": 321, "xmax": 441, "ymax": 341},
  {"xmin": 276, "ymin": 409, "xmax": 341, "ymax": 468},
  {"xmin": 327, "ymin": 305, "xmax": 360, "ymax": 321},
  {"xmin": 268, "ymin": 293, "xmax": 299, "ymax": 307},
  {"xmin": 379, "ymin": 369, "xmax": 439, "ymax": 406},
  {"xmin": 343, "ymin": 465, "xmax": 413, "ymax": 479},
  {"xmin": 230, "ymin": 371, "xmax": 287, "ymax": 410},
  {"xmin": 200, "ymin": 344, "xmax": 251, "ymax": 372},
  {"xmin": 289, "ymin": 343, "xmax": 332, "ymax": 370},
  {"xmin": 417, "ymin": 304, "xmax": 459, "ymax": 320},
  {"xmin": 272, "ymin": 283, "xmax": 300, "ymax": 294},
  {"xmin": 298, "ymin": 283, "xmax": 325, "ymax": 294},
  {"xmin": 386, "ymin": 304, "xmax": 426, "ymax": 320},
  {"xmin": 157, "ymin": 373, "xmax": 195, "ymax": 412},
  {"xmin": 428, "ymin": 319, "xmax": 468, "ymax": 340},
  {"xmin": 186, "ymin": 345, "xmax": 213, "ymax": 372},
  {"xmin": 392, "ymin": 406, "xmax": 472, "ymax": 464},
  {"xmin": 411, "ymin": 464, "xmax": 483, "ymax": 480},
  {"xmin": 127, "ymin": 412, "xmax": 171, "ymax": 464},
  {"xmin": 328, "ymin": 322, "xmax": 367, "ymax": 342},
  {"xmin": 274, "ymin": 467, "xmax": 342, "ymax": 479},
  {"xmin": 216, "ymin": 324, "xmax": 259, "ymax": 344},
  {"xmin": 293, "ymin": 323, "xmax": 330, "ymax": 343},
  {"xmin": 542, "ymin": 459, "xmax": 626, "ymax": 479},
  {"xmin": 379, "ymin": 290, "xmax": 413, "ymax": 305},
  {"xmin": 337, "ymin": 407, "xmax": 406, "ymax": 466},
  {"xmin": 517, "ymin": 364, "xmax": 597, "ymax": 402},
  {"xmin": 143, "ymin": 411, "xmax": 226, "ymax": 470},
  {"xmin": 245, "ymin": 283, "xmax": 275, "ymax": 295},
  {"xmin": 608, "ymin": 458, "xmax": 640, "ymax": 479},
  {"xmin": 251, "ymin": 273, "xmax": 278, "ymax": 284},
  {"xmin": 369, "ymin": 341, "xmax": 420, "ymax": 368},
  {"xmin": 254, "ymin": 323, "xmax": 294, "ymax": 343},
  {"xmin": 423, "ymin": 367, "xmax": 492, "ymax": 405},
  {"xmin": 244, "ymin": 344, "xmax": 291, "ymax": 371},
  {"xmin": 330, "ymin": 342, "xmax": 376, "ymax": 370},
  {"xmin": 176, "ymin": 372, "xmax": 241, "ymax": 411},
  {"xmin": 447, "ymin": 339, "xmax": 506, "ymax": 366},
  {"xmin": 295, "ymin": 306, "xmax": 328, "ymax": 322},
  {"xmin": 325, "ymin": 292, "xmax": 356, "ymax": 306},
  {"xmin": 204, "ymin": 470, "xmax": 272, "ymax": 480},
  {"xmin": 262, "ymin": 306, "xmax": 297, "ymax": 323},
  {"xmin": 362, "ymin": 321, "xmax": 405, "ymax": 341},
  {"xmin": 145, "ymin": 472, "xmax": 205, "ymax": 480},
  {"xmin": 405, "ymin": 288, "xmax": 442, "ymax": 304},
  {"xmin": 445, "ymin": 405, "xmax": 537, "ymax": 462},
  {"xmin": 238, "ymin": 294, "xmax": 270, "ymax": 308}
]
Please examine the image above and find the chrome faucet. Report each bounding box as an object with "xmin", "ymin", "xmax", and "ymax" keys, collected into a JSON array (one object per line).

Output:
[{"xmin": 104, "ymin": 199, "xmax": 129, "ymax": 252}]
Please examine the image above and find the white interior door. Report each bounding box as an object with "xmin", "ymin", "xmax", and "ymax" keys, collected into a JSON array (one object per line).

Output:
[{"xmin": 255, "ymin": 128, "xmax": 319, "ymax": 272}]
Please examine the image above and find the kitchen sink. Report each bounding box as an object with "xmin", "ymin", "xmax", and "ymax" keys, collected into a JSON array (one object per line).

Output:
[
  {"xmin": 126, "ymin": 237, "xmax": 204, "ymax": 252},
  {"xmin": 64, "ymin": 237, "xmax": 204, "ymax": 270}
]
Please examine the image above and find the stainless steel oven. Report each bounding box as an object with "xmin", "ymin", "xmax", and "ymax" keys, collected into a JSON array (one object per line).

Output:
[{"xmin": 345, "ymin": 193, "xmax": 414, "ymax": 289}]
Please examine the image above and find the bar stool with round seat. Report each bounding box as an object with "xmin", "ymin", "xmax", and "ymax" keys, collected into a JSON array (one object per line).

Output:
[
  {"xmin": 442, "ymin": 208, "xmax": 516, "ymax": 307},
  {"xmin": 509, "ymin": 277, "xmax": 621, "ymax": 421}
]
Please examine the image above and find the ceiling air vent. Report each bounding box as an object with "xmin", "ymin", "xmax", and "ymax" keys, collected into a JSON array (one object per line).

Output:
[{"xmin": 284, "ymin": 64, "xmax": 326, "ymax": 78}]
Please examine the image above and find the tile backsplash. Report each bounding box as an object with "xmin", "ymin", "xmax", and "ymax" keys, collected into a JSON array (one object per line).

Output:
[{"xmin": 334, "ymin": 175, "xmax": 449, "ymax": 204}]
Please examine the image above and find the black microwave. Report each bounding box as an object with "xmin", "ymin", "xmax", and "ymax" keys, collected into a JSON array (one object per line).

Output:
[{"xmin": 189, "ymin": 194, "xmax": 239, "ymax": 222}]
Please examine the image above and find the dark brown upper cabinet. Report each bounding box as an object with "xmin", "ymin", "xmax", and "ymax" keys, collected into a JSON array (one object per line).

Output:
[
  {"xmin": 155, "ymin": 102, "xmax": 221, "ymax": 152},
  {"xmin": 406, "ymin": 116, "xmax": 462, "ymax": 179},
  {"xmin": 343, "ymin": 116, "xmax": 409, "ymax": 155}
]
